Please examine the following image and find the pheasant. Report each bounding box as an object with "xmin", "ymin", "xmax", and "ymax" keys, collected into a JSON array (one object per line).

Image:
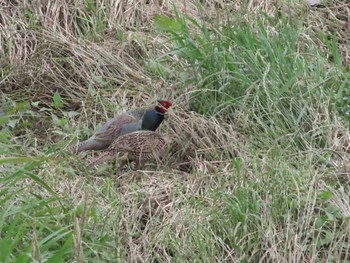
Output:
[
  {"xmin": 88, "ymin": 130, "xmax": 167, "ymax": 169},
  {"xmin": 73, "ymin": 100, "xmax": 172, "ymax": 153}
]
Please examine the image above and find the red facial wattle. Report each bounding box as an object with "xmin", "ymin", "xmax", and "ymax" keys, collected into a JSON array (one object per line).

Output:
[{"xmin": 157, "ymin": 100, "xmax": 172, "ymax": 113}]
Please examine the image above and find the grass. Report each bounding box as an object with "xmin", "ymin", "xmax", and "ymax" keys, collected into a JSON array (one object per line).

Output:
[{"xmin": 1, "ymin": 0, "xmax": 350, "ymax": 262}]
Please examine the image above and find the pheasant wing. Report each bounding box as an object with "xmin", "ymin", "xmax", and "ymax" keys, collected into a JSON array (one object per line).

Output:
[{"xmin": 94, "ymin": 113, "xmax": 137, "ymax": 143}]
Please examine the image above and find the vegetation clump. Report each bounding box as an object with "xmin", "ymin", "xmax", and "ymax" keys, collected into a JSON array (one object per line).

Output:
[{"xmin": 1, "ymin": 0, "xmax": 350, "ymax": 262}]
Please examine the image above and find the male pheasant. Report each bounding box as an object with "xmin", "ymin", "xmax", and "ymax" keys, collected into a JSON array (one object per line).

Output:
[
  {"xmin": 73, "ymin": 100, "xmax": 172, "ymax": 153},
  {"xmin": 88, "ymin": 130, "xmax": 167, "ymax": 168}
]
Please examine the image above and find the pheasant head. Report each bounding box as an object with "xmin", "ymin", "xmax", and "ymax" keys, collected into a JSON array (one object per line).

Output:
[
  {"xmin": 157, "ymin": 100, "xmax": 172, "ymax": 113},
  {"xmin": 141, "ymin": 100, "xmax": 172, "ymax": 131}
]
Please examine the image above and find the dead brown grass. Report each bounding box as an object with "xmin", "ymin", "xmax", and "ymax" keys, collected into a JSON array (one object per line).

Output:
[
  {"xmin": 165, "ymin": 107, "xmax": 247, "ymax": 172},
  {"xmin": 2, "ymin": 0, "xmax": 350, "ymax": 104},
  {"xmin": 2, "ymin": 0, "xmax": 350, "ymax": 262},
  {"xmin": 1, "ymin": 0, "xmax": 350, "ymax": 184},
  {"xmin": 304, "ymin": 0, "xmax": 350, "ymax": 65}
]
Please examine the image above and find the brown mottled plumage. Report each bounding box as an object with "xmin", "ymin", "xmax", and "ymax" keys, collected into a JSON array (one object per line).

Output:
[{"xmin": 88, "ymin": 131, "xmax": 167, "ymax": 168}]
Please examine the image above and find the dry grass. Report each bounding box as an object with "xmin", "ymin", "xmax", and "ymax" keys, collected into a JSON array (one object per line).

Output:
[{"xmin": 2, "ymin": 0, "xmax": 350, "ymax": 262}]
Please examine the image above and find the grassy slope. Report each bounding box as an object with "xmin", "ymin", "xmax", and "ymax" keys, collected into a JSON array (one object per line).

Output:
[{"xmin": 1, "ymin": 0, "xmax": 350, "ymax": 262}]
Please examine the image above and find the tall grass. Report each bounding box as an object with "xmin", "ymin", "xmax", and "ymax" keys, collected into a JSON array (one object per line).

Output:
[
  {"xmin": 155, "ymin": 11, "xmax": 350, "ymax": 122},
  {"xmin": 1, "ymin": 0, "xmax": 350, "ymax": 262}
]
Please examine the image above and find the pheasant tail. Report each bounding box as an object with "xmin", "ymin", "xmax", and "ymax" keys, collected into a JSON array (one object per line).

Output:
[
  {"xmin": 72, "ymin": 140, "xmax": 90, "ymax": 154},
  {"xmin": 72, "ymin": 138, "xmax": 108, "ymax": 154},
  {"xmin": 88, "ymin": 151, "xmax": 117, "ymax": 167}
]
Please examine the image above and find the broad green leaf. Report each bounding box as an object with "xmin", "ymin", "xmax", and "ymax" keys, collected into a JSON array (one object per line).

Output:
[
  {"xmin": 319, "ymin": 191, "xmax": 333, "ymax": 200},
  {"xmin": 53, "ymin": 91, "xmax": 63, "ymax": 108}
]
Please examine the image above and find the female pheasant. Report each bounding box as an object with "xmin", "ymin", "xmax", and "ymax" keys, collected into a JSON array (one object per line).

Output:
[
  {"xmin": 73, "ymin": 100, "xmax": 172, "ymax": 153},
  {"xmin": 88, "ymin": 130, "xmax": 167, "ymax": 168}
]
